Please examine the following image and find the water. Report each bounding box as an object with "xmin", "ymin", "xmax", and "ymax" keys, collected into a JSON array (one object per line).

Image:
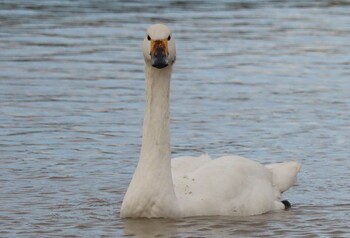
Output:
[{"xmin": 1, "ymin": 0, "xmax": 350, "ymax": 237}]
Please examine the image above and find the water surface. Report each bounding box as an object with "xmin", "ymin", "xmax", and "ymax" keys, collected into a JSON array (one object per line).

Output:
[{"xmin": 1, "ymin": 0, "xmax": 350, "ymax": 237}]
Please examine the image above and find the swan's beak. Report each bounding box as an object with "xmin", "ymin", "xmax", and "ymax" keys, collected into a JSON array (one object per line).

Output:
[{"xmin": 150, "ymin": 40, "xmax": 169, "ymax": 69}]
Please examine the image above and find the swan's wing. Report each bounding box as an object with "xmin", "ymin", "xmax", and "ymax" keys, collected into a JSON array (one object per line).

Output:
[
  {"xmin": 265, "ymin": 161, "xmax": 301, "ymax": 193},
  {"xmin": 172, "ymin": 155, "xmax": 281, "ymax": 216},
  {"xmin": 171, "ymin": 154, "xmax": 211, "ymax": 178}
]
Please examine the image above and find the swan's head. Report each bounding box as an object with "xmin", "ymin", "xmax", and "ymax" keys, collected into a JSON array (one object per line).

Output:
[{"xmin": 143, "ymin": 24, "xmax": 176, "ymax": 69}]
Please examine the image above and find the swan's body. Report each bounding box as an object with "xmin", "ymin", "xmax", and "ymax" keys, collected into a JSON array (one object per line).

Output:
[{"xmin": 120, "ymin": 24, "xmax": 301, "ymax": 218}]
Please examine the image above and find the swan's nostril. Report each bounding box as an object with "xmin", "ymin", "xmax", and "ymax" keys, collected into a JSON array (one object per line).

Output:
[{"xmin": 154, "ymin": 47, "xmax": 165, "ymax": 57}]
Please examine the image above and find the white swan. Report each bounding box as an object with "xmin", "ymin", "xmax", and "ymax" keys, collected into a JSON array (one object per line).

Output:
[{"xmin": 120, "ymin": 24, "xmax": 301, "ymax": 218}]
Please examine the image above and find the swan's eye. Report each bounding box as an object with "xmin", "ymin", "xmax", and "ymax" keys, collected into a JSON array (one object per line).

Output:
[
  {"xmin": 167, "ymin": 35, "xmax": 171, "ymax": 41},
  {"xmin": 147, "ymin": 35, "xmax": 151, "ymax": 41}
]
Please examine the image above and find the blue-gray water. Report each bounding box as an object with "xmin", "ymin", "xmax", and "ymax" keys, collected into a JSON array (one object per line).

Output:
[{"xmin": 1, "ymin": 0, "xmax": 350, "ymax": 237}]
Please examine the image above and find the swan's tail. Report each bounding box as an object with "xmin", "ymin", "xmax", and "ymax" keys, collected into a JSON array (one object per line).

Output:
[{"xmin": 265, "ymin": 161, "xmax": 301, "ymax": 193}]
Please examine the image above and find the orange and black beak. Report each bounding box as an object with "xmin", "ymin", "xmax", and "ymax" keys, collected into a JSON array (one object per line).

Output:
[{"xmin": 150, "ymin": 40, "xmax": 169, "ymax": 69}]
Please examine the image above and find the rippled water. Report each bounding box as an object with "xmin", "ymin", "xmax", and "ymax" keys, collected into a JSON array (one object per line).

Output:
[{"xmin": 1, "ymin": 0, "xmax": 350, "ymax": 237}]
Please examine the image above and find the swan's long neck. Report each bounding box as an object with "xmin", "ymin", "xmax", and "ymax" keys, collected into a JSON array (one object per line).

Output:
[
  {"xmin": 139, "ymin": 65, "xmax": 172, "ymax": 170},
  {"xmin": 121, "ymin": 64, "xmax": 180, "ymax": 218}
]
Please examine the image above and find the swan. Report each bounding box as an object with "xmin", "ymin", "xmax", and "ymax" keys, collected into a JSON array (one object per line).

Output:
[{"xmin": 120, "ymin": 24, "xmax": 301, "ymax": 218}]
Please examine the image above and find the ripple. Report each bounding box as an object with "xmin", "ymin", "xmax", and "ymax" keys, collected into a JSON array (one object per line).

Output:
[{"xmin": 1, "ymin": 0, "xmax": 350, "ymax": 237}]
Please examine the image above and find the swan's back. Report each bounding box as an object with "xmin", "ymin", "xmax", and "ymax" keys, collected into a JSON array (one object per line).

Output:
[{"xmin": 171, "ymin": 154, "xmax": 211, "ymax": 178}]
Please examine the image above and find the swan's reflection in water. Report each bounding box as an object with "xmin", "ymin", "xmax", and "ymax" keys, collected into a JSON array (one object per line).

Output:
[
  {"xmin": 123, "ymin": 218, "xmax": 178, "ymax": 237},
  {"xmin": 122, "ymin": 211, "xmax": 304, "ymax": 237}
]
